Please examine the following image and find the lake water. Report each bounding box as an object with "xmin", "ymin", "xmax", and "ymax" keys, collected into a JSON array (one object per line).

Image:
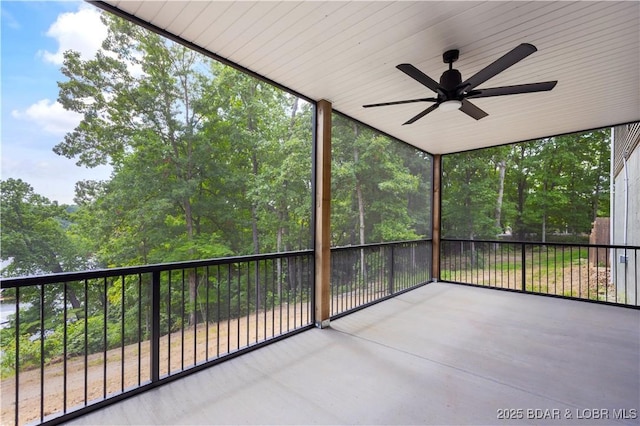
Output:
[{"xmin": 0, "ymin": 301, "xmax": 17, "ymax": 328}]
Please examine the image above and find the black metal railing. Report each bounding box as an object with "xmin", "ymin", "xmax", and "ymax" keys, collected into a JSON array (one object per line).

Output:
[
  {"xmin": 0, "ymin": 251, "xmax": 314, "ymax": 426},
  {"xmin": 330, "ymin": 240, "xmax": 432, "ymax": 317},
  {"xmin": 441, "ymin": 239, "xmax": 639, "ymax": 307}
]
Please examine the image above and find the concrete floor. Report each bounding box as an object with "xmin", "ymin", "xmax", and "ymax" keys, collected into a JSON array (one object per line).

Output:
[{"xmin": 68, "ymin": 282, "xmax": 639, "ymax": 425}]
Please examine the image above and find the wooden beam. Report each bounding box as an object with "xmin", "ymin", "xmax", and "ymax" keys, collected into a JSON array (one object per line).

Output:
[
  {"xmin": 432, "ymin": 154, "xmax": 441, "ymax": 281},
  {"xmin": 315, "ymin": 99, "xmax": 332, "ymax": 328}
]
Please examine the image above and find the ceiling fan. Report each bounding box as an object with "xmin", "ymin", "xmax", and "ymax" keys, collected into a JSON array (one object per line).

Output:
[{"xmin": 363, "ymin": 43, "xmax": 557, "ymax": 124}]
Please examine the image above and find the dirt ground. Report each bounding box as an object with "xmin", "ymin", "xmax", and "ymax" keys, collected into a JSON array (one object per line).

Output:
[
  {"xmin": 1, "ymin": 302, "xmax": 311, "ymax": 426},
  {"xmin": 445, "ymin": 255, "xmax": 617, "ymax": 302}
]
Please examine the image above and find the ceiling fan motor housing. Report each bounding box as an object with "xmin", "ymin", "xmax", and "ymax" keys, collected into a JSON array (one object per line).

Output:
[
  {"xmin": 440, "ymin": 69, "xmax": 462, "ymax": 95},
  {"xmin": 440, "ymin": 49, "xmax": 462, "ymax": 97}
]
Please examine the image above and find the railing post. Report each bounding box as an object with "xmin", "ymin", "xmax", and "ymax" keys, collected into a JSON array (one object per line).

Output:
[
  {"xmin": 151, "ymin": 270, "xmax": 161, "ymax": 382},
  {"xmin": 521, "ymin": 243, "xmax": 526, "ymax": 292},
  {"xmin": 15, "ymin": 286, "xmax": 20, "ymax": 426},
  {"xmin": 388, "ymin": 245, "xmax": 395, "ymax": 295}
]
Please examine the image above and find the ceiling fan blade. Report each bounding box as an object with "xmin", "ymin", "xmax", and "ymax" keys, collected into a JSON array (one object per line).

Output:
[
  {"xmin": 459, "ymin": 99, "xmax": 488, "ymax": 120},
  {"xmin": 403, "ymin": 104, "xmax": 439, "ymax": 125},
  {"xmin": 363, "ymin": 97, "xmax": 438, "ymax": 108},
  {"xmin": 459, "ymin": 43, "xmax": 538, "ymax": 92},
  {"xmin": 467, "ymin": 81, "xmax": 557, "ymax": 99},
  {"xmin": 397, "ymin": 64, "xmax": 442, "ymax": 94}
]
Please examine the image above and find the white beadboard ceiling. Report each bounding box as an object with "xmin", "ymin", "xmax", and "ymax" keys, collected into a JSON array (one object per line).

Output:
[{"xmin": 99, "ymin": 1, "xmax": 639, "ymax": 155}]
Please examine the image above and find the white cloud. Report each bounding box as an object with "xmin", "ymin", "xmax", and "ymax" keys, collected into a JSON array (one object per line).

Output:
[
  {"xmin": 1, "ymin": 7, "xmax": 21, "ymax": 29},
  {"xmin": 39, "ymin": 5, "xmax": 107, "ymax": 65},
  {"xmin": 38, "ymin": 4, "xmax": 144, "ymax": 77},
  {"xmin": 1, "ymin": 145, "xmax": 112, "ymax": 205},
  {"xmin": 12, "ymin": 99, "xmax": 82, "ymax": 135}
]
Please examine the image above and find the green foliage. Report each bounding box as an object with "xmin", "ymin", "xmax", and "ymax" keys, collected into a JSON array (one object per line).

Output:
[
  {"xmin": 330, "ymin": 115, "xmax": 431, "ymax": 246},
  {"xmin": 0, "ymin": 333, "xmax": 42, "ymax": 378},
  {"xmin": 50, "ymin": 14, "xmax": 319, "ymax": 267},
  {"xmin": 0, "ymin": 179, "xmax": 92, "ymax": 277},
  {"xmin": 442, "ymin": 129, "xmax": 611, "ymax": 241},
  {"xmin": 442, "ymin": 148, "xmax": 503, "ymax": 239},
  {"xmin": 3, "ymin": 12, "xmax": 427, "ymax": 281}
]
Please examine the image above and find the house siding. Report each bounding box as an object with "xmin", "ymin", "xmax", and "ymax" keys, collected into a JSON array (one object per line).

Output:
[{"xmin": 612, "ymin": 122, "xmax": 640, "ymax": 304}]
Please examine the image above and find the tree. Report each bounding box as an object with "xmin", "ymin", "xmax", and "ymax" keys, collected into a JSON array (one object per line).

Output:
[
  {"xmin": 331, "ymin": 116, "xmax": 423, "ymax": 246},
  {"xmin": 442, "ymin": 129, "xmax": 611, "ymax": 242},
  {"xmin": 442, "ymin": 149, "xmax": 502, "ymax": 239},
  {"xmin": 404, "ymin": 149, "xmax": 433, "ymax": 238},
  {"xmin": 53, "ymin": 14, "xmax": 234, "ymax": 325},
  {"xmin": 0, "ymin": 178, "xmax": 90, "ymax": 277},
  {"xmin": 52, "ymin": 12, "xmax": 317, "ymax": 323},
  {"xmin": 501, "ymin": 130, "xmax": 611, "ymax": 241},
  {"xmin": 0, "ymin": 179, "xmax": 88, "ymax": 354},
  {"xmin": 208, "ymin": 66, "xmax": 313, "ymax": 255}
]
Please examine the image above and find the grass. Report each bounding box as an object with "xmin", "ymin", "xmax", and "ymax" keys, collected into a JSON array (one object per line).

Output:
[{"xmin": 441, "ymin": 246, "xmax": 616, "ymax": 302}]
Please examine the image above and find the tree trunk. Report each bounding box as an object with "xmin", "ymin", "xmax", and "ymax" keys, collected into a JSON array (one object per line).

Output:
[
  {"xmin": 495, "ymin": 158, "xmax": 506, "ymax": 230},
  {"xmin": 276, "ymin": 228, "xmax": 283, "ymax": 298},
  {"xmin": 248, "ymin": 89, "xmax": 260, "ymax": 255},
  {"xmin": 356, "ymin": 180, "xmax": 365, "ymax": 246},
  {"xmin": 353, "ymin": 124, "xmax": 367, "ymax": 285},
  {"xmin": 541, "ymin": 178, "xmax": 552, "ymax": 243},
  {"xmin": 275, "ymin": 96, "xmax": 299, "ymax": 297},
  {"xmin": 287, "ymin": 98, "xmax": 299, "ymax": 139},
  {"xmin": 51, "ymin": 261, "xmax": 82, "ymax": 315},
  {"xmin": 356, "ymin": 180, "xmax": 367, "ymax": 284},
  {"xmin": 250, "ymin": 153, "xmax": 260, "ymax": 254},
  {"xmin": 513, "ymin": 145, "xmax": 528, "ymax": 240},
  {"xmin": 592, "ymin": 174, "xmax": 601, "ymax": 222},
  {"xmin": 469, "ymin": 237, "xmax": 476, "ymax": 269},
  {"xmin": 184, "ymin": 199, "xmax": 198, "ymax": 326}
]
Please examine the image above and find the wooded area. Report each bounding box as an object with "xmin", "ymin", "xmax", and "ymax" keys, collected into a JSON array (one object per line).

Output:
[
  {"xmin": 442, "ymin": 129, "xmax": 610, "ymax": 242},
  {"xmin": 0, "ymin": 14, "xmax": 431, "ymax": 378}
]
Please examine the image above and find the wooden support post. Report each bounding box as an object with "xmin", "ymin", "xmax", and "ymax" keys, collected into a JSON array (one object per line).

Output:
[
  {"xmin": 315, "ymin": 99, "xmax": 332, "ymax": 328},
  {"xmin": 432, "ymin": 154, "xmax": 441, "ymax": 281}
]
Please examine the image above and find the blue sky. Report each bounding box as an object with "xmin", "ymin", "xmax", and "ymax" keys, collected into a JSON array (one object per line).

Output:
[{"xmin": 2, "ymin": 1, "xmax": 111, "ymax": 204}]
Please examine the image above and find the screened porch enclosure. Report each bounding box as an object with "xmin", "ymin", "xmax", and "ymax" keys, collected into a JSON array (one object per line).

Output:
[
  {"xmin": 65, "ymin": 283, "xmax": 640, "ymax": 425},
  {"xmin": 1, "ymin": 1, "xmax": 639, "ymax": 425}
]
